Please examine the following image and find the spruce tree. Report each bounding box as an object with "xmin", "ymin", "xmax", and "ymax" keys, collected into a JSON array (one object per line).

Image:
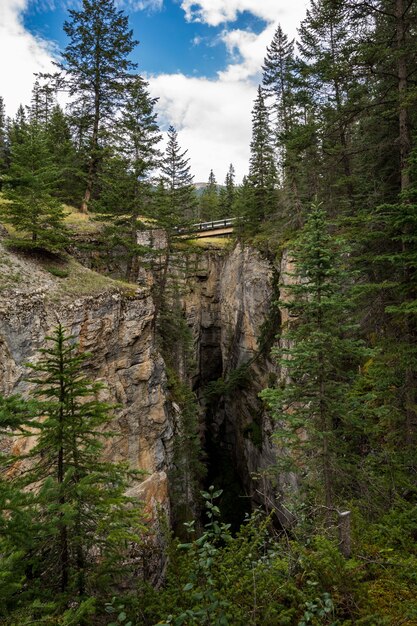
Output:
[
  {"xmin": 161, "ymin": 125, "xmax": 197, "ymax": 223},
  {"xmin": 59, "ymin": 0, "xmax": 138, "ymax": 212},
  {"xmin": 97, "ymin": 75, "xmax": 162, "ymax": 281},
  {"xmin": 1, "ymin": 325, "xmax": 144, "ymax": 613},
  {"xmin": 46, "ymin": 105, "xmax": 80, "ymax": 205},
  {"xmin": 0, "ymin": 119, "xmax": 67, "ymax": 251},
  {"xmin": 261, "ymin": 204, "xmax": 364, "ymax": 514},
  {"xmin": 219, "ymin": 163, "xmax": 236, "ymax": 218},
  {"xmin": 262, "ymin": 25, "xmax": 304, "ymax": 226},
  {"xmin": 0, "ymin": 96, "xmax": 7, "ymax": 186},
  {"xmin": 29, "ymin": 78, "xmax": 56, "ymax": 125},
  {"xmin": 199, "ymin": 169, "xmax": 219, "ymax": 221},
  {"xmin": 246, "ymin": 86, "xmax": 277, "ymax": 228}
]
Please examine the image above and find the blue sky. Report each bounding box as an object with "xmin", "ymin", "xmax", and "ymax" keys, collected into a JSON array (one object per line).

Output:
[
  {"xmin": 23, "ymin": 1, "xmax": 269, "ymax": 78},
  {"xmin": 1, "ymin": 0, "xmax": 308, "ymax": 181}
]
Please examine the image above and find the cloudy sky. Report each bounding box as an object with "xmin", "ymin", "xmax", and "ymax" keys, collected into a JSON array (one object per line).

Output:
[{"xmin": 0, "ymin": 0, "xmax": 308, "ymax": 182}]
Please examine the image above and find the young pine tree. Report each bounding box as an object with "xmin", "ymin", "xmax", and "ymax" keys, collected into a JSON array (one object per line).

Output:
[
  {"xmin": 261, "ymin": 204, "xmax": 365, "ymax": 516},
  {"xmin": 0, "ymin": 119, "xmax": 67, "ymax": 251},
  {"xmin": 3, "ymin": 325, "xmax": 145, "ymax": 614}
]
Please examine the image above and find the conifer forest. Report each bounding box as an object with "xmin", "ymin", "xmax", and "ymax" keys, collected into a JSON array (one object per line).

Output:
[{"xmin": 1, "ymin": 0, "xmax": 417, "ymax": 624}]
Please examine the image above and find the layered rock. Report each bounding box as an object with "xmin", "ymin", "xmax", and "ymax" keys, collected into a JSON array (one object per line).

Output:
[
  {"xmin": 178, "ymin": 243, "xmax": 292, "ymax": 526},
  {"xmin": 0, "ymin": 242, "xmax": 173, "ymax": 516}
]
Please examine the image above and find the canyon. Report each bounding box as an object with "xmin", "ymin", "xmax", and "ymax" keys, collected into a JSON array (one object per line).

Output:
[{"xmin": 0, "ymin": 234, "xmax": 294, "ymax": 531}]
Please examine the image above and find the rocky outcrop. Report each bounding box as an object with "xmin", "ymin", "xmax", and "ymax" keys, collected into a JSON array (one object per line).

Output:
[
  {"xmin": 178, "ymin": 244, "xmax": 292, "ymax": 526},
  {"xmin": 0, "ymin": 243, "xmax": 173, "ymax": 516},
  {"xmin": 1, "ymin": 235, "xmax": 295, "ymax": 530}
]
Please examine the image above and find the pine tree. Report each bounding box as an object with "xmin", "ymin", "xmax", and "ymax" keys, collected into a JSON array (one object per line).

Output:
[
  {"xmin": 161, "ymin": 125, "xmax": 197, "ymax": 223},
  {"xmin": 29, "ymin": 78, "xmax": 56, "ymax": 125},
  {"xmin": 219, "ymin": 163, "xmax": 236, "ymax": 218},
  {"xmin": 297, "ymin": 0, "xmax": 366, "ymax": 215},
  {"xmin": 246, "ymin": 86, "xmax": 277, "ymax": 228},
  {"xmin": 0, "ymin": 96, "xmax": 7, "ymax": 185},
  {"xmin": 0, "ymin": 119, "xmax": 68, "ymax": 251},
  {"xmin": 46, "ymin": 105, "xmax": 80, "ymax": 205},
  {"xmin": 262, "ymin": 25, "xmax": 304, "ymax": 226},
  {"xmin": 199, "ymin": 169, "xmax": 219, "ymax": 221},
  {"xmin": 1, "ymin": 325, "xmax": 145, "ymax": 611},
  {"xmin": 97, "ymin": 75, "xmax": 162, "ymax": 281},
  {"xmin": 261, "ymin": 204, "xmax": 365, "ymax": 514},
  {"xmin": 59, "ymin": 0, "xmax": 138, "ymax": 212}
]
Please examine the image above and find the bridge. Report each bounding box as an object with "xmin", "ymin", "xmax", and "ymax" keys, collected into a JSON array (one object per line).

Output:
[{"xmin": 188, "ymin": 217, "xmax": 236, "ymax": 238}]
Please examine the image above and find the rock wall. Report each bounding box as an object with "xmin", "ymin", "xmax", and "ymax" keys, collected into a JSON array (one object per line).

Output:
[
  {"xmin": 179, "ymin": 244, "xmax": 293, "ymax": 526},
  {"xmin": 1, "ymin": 237, "xmax": 294, "ymax": 529},
  {"xmin": 0, "ymin": 242, "xmax": 173, "ymax": 517}
]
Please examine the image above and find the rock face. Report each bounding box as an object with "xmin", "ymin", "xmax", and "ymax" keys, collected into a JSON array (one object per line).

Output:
[
  {"xmin": 0, "ymin": 243, "xmax": 173, "ymax": 517},
  {"xmin": 0, "ymin": 237, "xmax": 293, "ymax": 529},
  {"xmin": 179, "ymin": 244, "xmax": 292, "ymax": 526}
]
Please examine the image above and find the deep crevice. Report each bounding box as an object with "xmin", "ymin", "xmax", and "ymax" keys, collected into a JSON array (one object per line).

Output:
[{"xmin": 196, "ymin": 324, "xmax": 251, "ymax": 532}]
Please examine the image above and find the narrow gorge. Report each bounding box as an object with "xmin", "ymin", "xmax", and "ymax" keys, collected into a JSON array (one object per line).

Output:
[{"xmin": 0, "ymin": 234, "xmax": 292, "ymax": 535}]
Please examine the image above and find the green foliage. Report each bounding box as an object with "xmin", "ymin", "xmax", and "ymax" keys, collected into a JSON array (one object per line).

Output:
[
  {"xmin": 205, "ymin": 362, "xmax": 252, "ymax": 401},
  {"xmin": 161, "ymin": 126, "xmax": 197, "ymax": 224},
  {"xmin": 199, "ymin": 170, "xmax": 219, "ymax": 221},
  {"xmin": 58, "ymin": 0, "xmax": 138, "ymax": 210},
  {"xmin": 261, "ymin": 204, "xmax": 366, "ymax": 512},
  {"xmin": 0, "ymin": 325, "xmax": 145, "ymax": 620},
  {"xmin": 244, "ymin": 86, "xmax": 278, "ymax": 231},
  {"xmin": 46, "ymin": 265, "xmax": 69, "ymax": 277},
  {"xmin": 1, "ymin": 119, "xmax": 68, "ymax": 251}
]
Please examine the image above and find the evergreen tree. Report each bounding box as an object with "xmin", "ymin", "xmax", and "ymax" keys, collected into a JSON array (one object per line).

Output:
[
  {"xmin": 97, "ymin": 75, "xmax": 162, "ymax": 281},
  {"xmin": 0, "ymin": 96, "xmax": 7, "ymax": 185},
  {"xmin": 262, "ymin": 25, "xmax": 304, "ymax": 227},
  {"xmin": 219, "ymin": 163, "xmax": 236, "ymax": 218},
  {"xmin": 1, "ymin": 326, "xmax": 144, "ymax": 615},
  {"xmin": 246, "ymin": 86, "xmax": 277, "ymax": 228},
  {"xmin": 261, "ymin": 204, "xmax": 365, "ymax": 514},
  {"xmin": 199, "ymin": 169, "xmax": 219, "ymax": 221},
  {"xmin": 58, "ymin": 0, "xmax": 138, "ymax": 212},
  {"xmin": 46, "ymin": 105, "xmax": 80, "ymax": 205},
  {"xmin": 0, "ymin": 119, "xmax": 67, "ymax": 251},
  {"xmin": 29, "ymin": 78, "xmax": 56, "ymax": 125},
  {"xmin": 297, "ymin": 0, "xmax": 360, "ymax": 215},
  {"xmin": 161, "ymin": 125, "xmax": 197, "ymax": 223}
]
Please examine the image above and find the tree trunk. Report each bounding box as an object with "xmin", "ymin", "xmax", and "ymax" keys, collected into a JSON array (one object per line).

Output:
[
  {"xmin": 338, "ymin": 510, "xmax": 351, "ymax": 558},
  {"xmin": 395, "ymin": 0, "xmax": 415, "ymax": 444}
]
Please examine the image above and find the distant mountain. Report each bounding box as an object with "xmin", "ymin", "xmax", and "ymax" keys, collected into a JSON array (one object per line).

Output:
[{"xmin": 193, "ymin": 182, "xmax": 225, "ymax": 196}]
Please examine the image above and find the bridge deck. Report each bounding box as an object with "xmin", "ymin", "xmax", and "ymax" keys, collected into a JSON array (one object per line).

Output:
[{"xmin": 191, "ymin": 226, "xmax": 234, "ymax": 238}]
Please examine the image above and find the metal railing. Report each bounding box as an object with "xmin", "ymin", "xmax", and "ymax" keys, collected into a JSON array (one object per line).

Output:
[{"xmin": 191, "ymin": 217, "xmax": 236, "ymax": 232}]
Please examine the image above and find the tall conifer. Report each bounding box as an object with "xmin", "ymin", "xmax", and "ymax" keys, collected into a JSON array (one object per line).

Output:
[{"xmin": 59, "ymin": 0, "xmax": 138, "ymax": 212}]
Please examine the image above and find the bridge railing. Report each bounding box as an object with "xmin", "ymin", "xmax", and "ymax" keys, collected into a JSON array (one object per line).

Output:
[{"xmin": 191, "ymin": 217, "xmax": 236, "ymax": 232}]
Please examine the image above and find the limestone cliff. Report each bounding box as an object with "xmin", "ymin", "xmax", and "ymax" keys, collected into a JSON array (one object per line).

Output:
[
  {"xmin": 0, "ymin": 241, "xmax": 173, "ymax": 516},
  {"xmin": 179, "ymin": 243, "xmax": 292, "ymax": 526},
  {"xmin": 0, "ymin": 236, "xmax": 293, "ymax": 529}
]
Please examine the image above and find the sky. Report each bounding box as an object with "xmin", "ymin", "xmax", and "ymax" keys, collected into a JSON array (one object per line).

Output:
[{"xmin": 0, "ymin": 0, "xmax": 308, "ymax": 183}]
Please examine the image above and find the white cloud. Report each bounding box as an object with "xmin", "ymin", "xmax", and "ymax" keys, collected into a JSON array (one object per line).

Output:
[
  {"xmin": 180, "ymin": 0, "xmax": 306, "ymax": 30},
  {"xmin": 1, "ymin": 0, "xmax": 308, "ymax": 184},
  {"xmin": 149, "ymin": 0, "xmax": 308, "ymax": 182},
  {"xmin": 0, "ymin": 0, "xmax": 58, "ymax": 117},
  {"xmin": 149, "ymin": 73, "xmax": 254, "ymax": 183}
]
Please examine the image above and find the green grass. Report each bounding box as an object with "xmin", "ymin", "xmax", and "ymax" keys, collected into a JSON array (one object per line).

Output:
[
  {"xmin": 63, "ymin": 205, "xmax": 104, "ymax": 235},
  {"xmin": 50, "ymin": 257, "xmax": 139, "ymax": 300},
  {"xmin": 180, "ymin": 236, "xmax": 233, "ymax": 250}
]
